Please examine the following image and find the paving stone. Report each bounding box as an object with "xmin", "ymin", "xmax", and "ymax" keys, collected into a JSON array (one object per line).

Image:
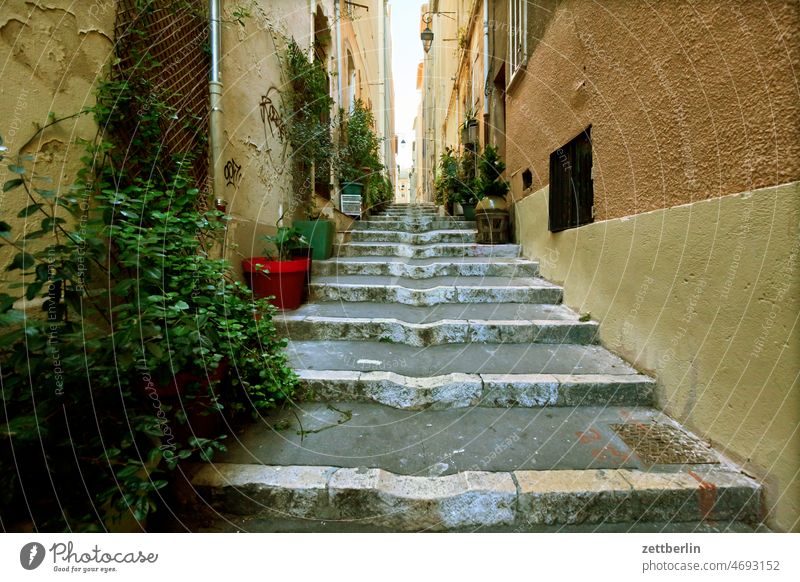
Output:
[
  {"xmin": 328, "ymin": 468, "xmax": 516, "ymax": 530},
  {"xmin": 192, "ymin": 463, "xmax": 333, "ymax": 517},
  {"xmin": 515, "ymin": 469, "xmax": 636, "ymax": 524}
]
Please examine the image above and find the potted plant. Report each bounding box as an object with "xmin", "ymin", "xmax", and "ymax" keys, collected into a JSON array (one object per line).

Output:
[
  {"xmin": 242, "ymin": 224, "xmax": 311, "ymax": 310},
  {"xmin": 366, "ymin": 171, "xmax": 394, "ymax": 214},
  {"xmin": 457, "ymin": 147, "xmax": 482, "ymax": 220},
  {"xmin": 436, "ymin": 148, "xmax": 460, "ymax": 215},
  {"xmin": 460, "ymin": 107, "xmax": 479, "ymax": 148},
  {"xmin": 336, "ymin": 100, "xmax": 383, "ymax": 202},
  {"xmin": 474, "ymin": 145, "xmax": 512, "ymax": 244},
  {"xmin": 476, "ymin": 144, "xmax": 510, "ymax": 201}
]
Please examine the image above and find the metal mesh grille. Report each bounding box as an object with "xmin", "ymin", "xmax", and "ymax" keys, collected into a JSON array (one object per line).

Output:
[
  {"xmin": 611, "ymin": 422, "xmax": 720, "ymax": 466},
  {"xmin": 113, "ymin": 0, "xmax": 210, "ymax": 193}
]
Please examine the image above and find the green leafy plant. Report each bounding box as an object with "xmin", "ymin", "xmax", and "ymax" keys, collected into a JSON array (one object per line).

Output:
[
  {"xmin": 434, "ymin": 147, "xmax": 460, "ymax": 207},
  {"xmin": 335, "ymin": 99, "xmax": 383, "ymax": 185},
  {"xmin": 457, "ymin": 147, "xmax": 481, "ymax": 206},
  {"xmin": 460, "ymin": 106, "xmax": 478, "ymax": 131},
  {"xmin": 476, "ymin": 144, "xmax": 510, "ymax": 199},
  {"xmin": 365, "ymin": 172, "xmax": 393, "ymax": 211},
  {"xmin": 0, "ymin": 17, "xmax": 296, "ymax": 531},
  {"xmin": 261, "ymin": 226, "xmax": 308, "ymax": 261},
  {"xmin": 282, "ymin": 39, "xmax": 334, "ymax": 214}
]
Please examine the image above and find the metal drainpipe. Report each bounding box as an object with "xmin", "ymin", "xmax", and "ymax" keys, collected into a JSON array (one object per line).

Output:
[
  {"xmin": 209, "ymin": 0, "xmax": 224, "ymax": 209},
  {"xmin": 483, "ymin": 0, "xmax": 489, "ymax": 118},
  {"xmin": 334, "ymin": 0, "xmax": 343, "ymax": 106},
  {"xmin": 334, "ymin": 0, "xmax": 343, "ymax": 209}
]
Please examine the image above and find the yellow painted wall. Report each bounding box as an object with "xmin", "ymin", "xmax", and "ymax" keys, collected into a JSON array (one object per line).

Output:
[
  {"xmin": 515, "ymin": 181, "xmax": 800, "ymax": 531},
  {"xmin": 0, "ymin": 0, "xmax": 115, "ymax": 279}
]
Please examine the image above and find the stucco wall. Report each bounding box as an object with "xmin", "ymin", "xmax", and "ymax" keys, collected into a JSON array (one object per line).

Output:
[
  {"xmin": 515, "ymin": 180, "xmax": 800, "ymax": 532},
  {"xmin": 0, "ymin": 0, "xmax": 115, "ymax": 278},
  {"xmin": 220, "ymin": 0, "xmax": 326, "ymax": 269},
  {"xmin": 505, "ymin": 0, "xmax": 800, "ymax": 221}
]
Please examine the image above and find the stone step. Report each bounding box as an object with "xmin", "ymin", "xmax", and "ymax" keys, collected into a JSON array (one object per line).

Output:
[
  {"xmin": 312, "ymin": 257, "xmax": 539, "ymax": 279},
  {"xmin": 277, "ymin": 303, "xmax": 598, "ymax": 346},
  {"xmin": 308, "ymin": 275, "xmax": 562, "ymax": 305},
  {"xmin": 353, "ymin": 219, "xmax": 476, "ymax": 232},
  {"xmin": 335, "ymin": 242, "xmax": 521, "ymax": 258},
  {"xmin": 286, "ymin": 340, "xmax": 643, "ymax": 377},
  {"xmin": 169, "ymin": 510, "xmax": 764, "ymax": 533},
  {"xmin": 183, "ymin": 404, "xmax": 761, "ymax": 531},
  {"xmin": 295, "ymin": 371, "xmax": 652, "ymax": 408},
  {"xmin": 360, "ymin": 215, "xmax": 460, "ymax": 222},
  {"xmin": 378, "ymin": 212, "xmax": 439, "ymax": 218},
  {"xmin": 348, "ymin": 229, "xmax": 477, "ymax": 244},
  {"xmin": 388, "ymin": 203, "xmax": 436, "ymax": 208}
]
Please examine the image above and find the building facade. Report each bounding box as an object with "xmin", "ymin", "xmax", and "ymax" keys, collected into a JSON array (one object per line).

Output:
[
  {"xmin": 425, "ymin": 0, "xmax": 799, "ymax": 531},
  {"xmin": 0, "ymin": 0, "xmax": 395, "ymax": 277}
]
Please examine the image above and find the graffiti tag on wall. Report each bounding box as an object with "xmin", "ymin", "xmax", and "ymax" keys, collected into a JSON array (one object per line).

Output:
[
  {"xmin": 224, "ymin": 158, "xmax": 242, "ymax": 187},
  {"xmin": 259, "ymin": 86, "xmax": 285, "ymax": 141}
]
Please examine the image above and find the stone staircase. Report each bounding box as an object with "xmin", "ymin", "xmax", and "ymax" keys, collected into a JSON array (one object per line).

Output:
[{"xmin": 177, "ymin": 203, "xmax": 762, "ymax": 532}]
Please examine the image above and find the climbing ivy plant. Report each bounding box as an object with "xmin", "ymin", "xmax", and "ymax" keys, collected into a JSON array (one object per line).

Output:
[
  {"xmin": 0, "ymin": 13, "xmax": 296, "ymax": 531},
  {"xmin": 282, "ymin": 38, "xmax": 334, "ymax": 214}
]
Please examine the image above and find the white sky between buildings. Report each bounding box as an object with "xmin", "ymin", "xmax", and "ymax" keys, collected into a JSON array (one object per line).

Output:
[{"xmin": 389, "ymin": 0, "xmax": 426, "ymax": 171}]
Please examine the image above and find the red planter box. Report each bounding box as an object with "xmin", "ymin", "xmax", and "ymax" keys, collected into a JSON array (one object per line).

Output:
[{"xmin": 242, "ymin": 257, "xmax": 311, "ymax": 310}]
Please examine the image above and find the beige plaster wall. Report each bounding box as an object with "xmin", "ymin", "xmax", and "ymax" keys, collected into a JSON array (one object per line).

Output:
[
  {"xmin": 505, "ymin": 0, "xmax": 800, "ymax": 221},
  {"xmin": 0, "ymin": 0, "xmax": 115, "ymax": 278},
  {"xmin": 515, "ymin": 180, "xmax": 800, "ymax": 531},
  {"xmin": 219, "ymin": 0, "xmax": 326, "ymax": 271}
]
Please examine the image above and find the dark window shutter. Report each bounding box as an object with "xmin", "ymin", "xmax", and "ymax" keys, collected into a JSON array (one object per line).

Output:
[{"xmin": 549, "ymin": 127, "xmax": 593, "ymax": 232}]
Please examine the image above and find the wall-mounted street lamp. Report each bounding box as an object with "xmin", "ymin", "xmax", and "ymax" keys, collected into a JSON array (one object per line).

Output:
[
  {"xmin": 421, "ymin": 25, "xmax": 434, "ymax": 53},
  {"xmin": 420, "ymin": 10, "xmax": 455, "ymax": 54}
]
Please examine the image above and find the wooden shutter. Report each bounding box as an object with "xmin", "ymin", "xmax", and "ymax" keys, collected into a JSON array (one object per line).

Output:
[{"xmin": 549, "ymin": 127, "xmax": 594, "ymax": 232}]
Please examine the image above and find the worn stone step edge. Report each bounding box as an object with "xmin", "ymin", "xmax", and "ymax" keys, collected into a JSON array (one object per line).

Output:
[
  {"xmin": 308, "ymin": 282, "xmax": 562, "ymax": 306},
  {"xmin": 312, "ymin": 259, "xmax": 539, "ymax": 279},
  {"xmin": 353, "ymin": 220, "xmax": 476, "ymax": 232},
  {"xmin": 378, "ymin": 214, "xmax": 440, "ymax": 217},
  {"xmin": 335, "ymin": 243, "xmax": 521, "ymax": 259},
  {"xmin": 295, "ymin": 371, "xmax": 654, "ymax": 409},
  {"xmin": 349, "ymin": 230, "xmax": 478, "ymax": 243},
  {"xmin": 186, "ymin": 463, "xmax": 761, "ymax": 531},
  {"xmin": 280, "ymin": 316, "xmax": 597, "ymax": 346}
]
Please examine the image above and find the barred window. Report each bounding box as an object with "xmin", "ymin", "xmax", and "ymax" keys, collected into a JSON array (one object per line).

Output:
[{"xmin": 508, "ymin": 0, "xmax": 528, "ymax": 83}]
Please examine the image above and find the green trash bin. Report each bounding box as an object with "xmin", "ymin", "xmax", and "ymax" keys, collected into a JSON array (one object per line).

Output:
[{"xmin": 293, "ymin": 219, "xmax": 335, "ymax": 261}]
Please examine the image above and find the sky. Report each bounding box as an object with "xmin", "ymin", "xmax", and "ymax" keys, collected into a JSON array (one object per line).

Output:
[{"xmin": 389, "ymin": 0, "xmax": 426, "ymax": 169}]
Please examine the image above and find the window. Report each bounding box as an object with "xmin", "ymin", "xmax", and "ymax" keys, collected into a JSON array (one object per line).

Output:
[
  {"xmin": 522, "ymin": 168, "xmax": 532, "ymax": 191},
  {"xmin": 471, "ymin": 53, "xmax": 481, "ymax": 110},
  {"xmin": 548, "ymin": 127, "xmax": 594, "ymax": 232},
  {"xmin": 508, "ymin": 0, "xmax": 528, "ymax": 83},
  {"xmin": 346, "ymin": 51, "xmax": 356, "ymax": 111}
]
